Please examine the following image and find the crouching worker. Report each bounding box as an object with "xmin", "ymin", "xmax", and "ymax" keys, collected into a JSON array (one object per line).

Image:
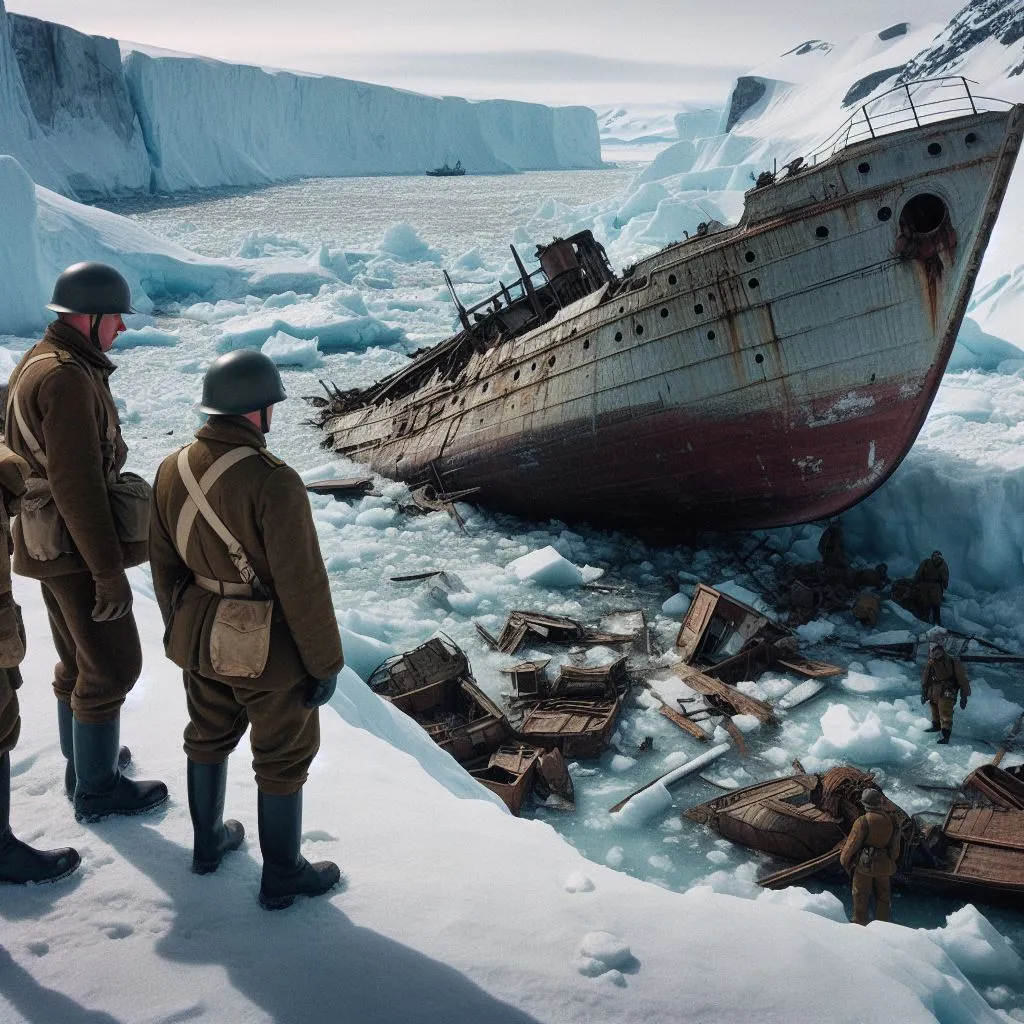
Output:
[
  {"xmin": 149, "ymin": 351, "xmax": 344, "ymax": 909},
  {"xmin": 5, "ymin": 262, "xmax": 166, "ymax": 823},
  {"xmin": 840, "ymin": 787, "xmax": 901, "ymax": 925},
  {"xmin": 0, "ymin": 442, "xmax": 79, "ymax": 883}
]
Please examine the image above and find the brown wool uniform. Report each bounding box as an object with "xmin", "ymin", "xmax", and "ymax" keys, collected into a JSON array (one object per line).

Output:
[
  {"xmin": 4, "ymin": 322, "xmax": 145, "ymax": 724},
  {"xmin": 840, "ymin": 809, "xmax": 901, "ymax": 925},
  {"xmin": 921, "ymin": 652, "xmax": 970, "ymax": 731},
  {"xmin": 0, "ymin": 448, "xmax": 27, "ymax": 760},
  {"xmin": 149, "ymin": 417, "xmax": 344, "ymax": 795},
  {"xmin": 913, "ymin": 556, "xmax": 949, "ymax": 622}
]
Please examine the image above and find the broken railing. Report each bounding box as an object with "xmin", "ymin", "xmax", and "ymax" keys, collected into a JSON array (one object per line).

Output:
[{"xmin": 807, "ymin": 76, "xmax": 1014, "ymax": 166}]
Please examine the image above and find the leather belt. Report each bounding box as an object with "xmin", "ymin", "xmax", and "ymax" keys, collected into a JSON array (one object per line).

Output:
[{"xmin": 193, "ymin": 573, "xmax": 257, "ymax": 598}]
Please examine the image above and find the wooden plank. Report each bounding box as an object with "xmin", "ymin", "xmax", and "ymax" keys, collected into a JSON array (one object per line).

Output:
[
  {"xmin": 993, "ymin": 713, "xmax": 1023, "ymax": 767},
  {"xmin": 774, "ymin": 657, "xmax": 844, "ymax": 679},
  {"xmin": 609, "ymin": 743, "xmax": 731, "ymax": 812},
  {"xmin": 658, "ymin": 705, "xmax": 711, "ymax": 742},
  {"xmin": 720, "ymin": 716, "xmax": 748, "ymax": 757},
  {"xmin": 758, "ymin": 845, "xmax": 842, "ymax": 890},
  {"xmin": 673, "ymin": 664, "xmax": 778, "ymax": 725}
]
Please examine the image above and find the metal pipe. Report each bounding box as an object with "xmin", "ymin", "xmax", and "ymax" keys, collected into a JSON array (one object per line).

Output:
[{"xmin": 906, "ymin": 85, "xmax": 921, "ymax": 127}]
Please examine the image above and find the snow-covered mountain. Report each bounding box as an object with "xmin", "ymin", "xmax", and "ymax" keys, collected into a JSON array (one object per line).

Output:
[
  {"xmin": 0, "ymin": 0, "xmax": 601, "ymax": 200},
  {"xmin": 593, "ymin": 102, "xmax": 722, "ymax": 163}
]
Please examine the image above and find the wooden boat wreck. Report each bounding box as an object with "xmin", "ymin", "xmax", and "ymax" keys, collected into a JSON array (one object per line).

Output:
[
  {"xmin": 685, "ymin": 763, "xmax": 1024, "ymax": 910},
  {"xmin": 517, "ymin": 696, "xmax": 620, "ymax": 759},
  {"xmin": 467, "ymin": 743, "xmax": 542, "ymax": 815},
  {"xmin": 367, "ymin": 635, "xmax": 510, "ymax": 763},
  {"xmin": 312, "ymin": 82, "xmax": 1023, "ymax": 531}
]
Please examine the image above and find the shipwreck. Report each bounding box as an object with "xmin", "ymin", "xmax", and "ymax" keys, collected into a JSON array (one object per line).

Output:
[{"xmin": 311, "ymin": 80, "xmax": 1022, "ymax": 530}]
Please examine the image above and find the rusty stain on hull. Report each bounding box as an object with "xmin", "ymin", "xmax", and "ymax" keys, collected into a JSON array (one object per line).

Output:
[{"xmin": 311, "ymin": 90, "xmax": 1024, "ymax": 532}]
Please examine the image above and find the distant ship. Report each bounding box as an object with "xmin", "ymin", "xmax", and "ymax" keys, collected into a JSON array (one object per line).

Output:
[
  {"xmin": 426, "ymin": 159, "xmax": 466, "ymax": 177},
  {"xmin": 314, "ymin": 81, "xmax": 1023, "ymax": 532}
]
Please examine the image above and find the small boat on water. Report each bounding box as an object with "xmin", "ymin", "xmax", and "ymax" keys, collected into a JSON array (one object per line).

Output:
[
  {"xmin": 517, "ymin": 696, "xmax": 620, "ymax": 759},
  {"xmin": 313, "ymin": 81, "xmax": 1023, "ymax": 531},
  {"xmin": 685, "ymin": 764, "xmax": 1024, "ymax": 910},
  {"xmin": 426, "ymin": 159, "xmax": 465, "ymax": 177}
]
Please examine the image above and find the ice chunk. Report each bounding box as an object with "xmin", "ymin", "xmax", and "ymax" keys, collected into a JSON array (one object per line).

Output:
[
  {"xmin": 116, "ymin": 326, "xmax": 179, "ymax": 348},
  {"xmin": 261, "ymin": 330, "xmax": 324, "ymax": 368},
  {"xmin": 506, "ymin": 545, "xmax": 603, "ymax": 587},
  {"xmin": 924, "ymin": 905, "xmax": 1023, "ymax": 982},
  {"xmin": 795, "ymin": 619, "xmax": 835, "ymax": 643},
  {"xmin": 579, "ymin": 931, "xmax": 632, "ymax": 970},
  {"xmin": 809, "ymin": 704, "xmax": 916, "ymax": 764},
  {"xmin": 379, "ymin": 223, "xmax": 440, "ymax": 262},
  {"xmin": 564, "ymin": 872, "xmax": 595, "ymax": 893},
  {"xmin": 661, "ymin": 591, "xmax": 691, "ymax": 616}
]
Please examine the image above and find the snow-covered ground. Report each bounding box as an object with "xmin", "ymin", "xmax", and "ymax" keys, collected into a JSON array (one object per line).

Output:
[
  {"xmin": 3, "ymin": 1, "xmax": 1024, "ymax": 1019},
  {"xmin": 593, "ymin": 103, "xmax": 723, "ymax": 164}
]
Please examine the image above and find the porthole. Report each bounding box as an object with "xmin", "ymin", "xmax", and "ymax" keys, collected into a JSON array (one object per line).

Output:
[
  {"xmin": 530, "ymin": 362, "xmax": 537, "ymax": 370},
  {"xmin": 755, "ymin": 353, "xmax": 765, "ymax": 364},
  {"xmin": 965, "ymin": 132, "xmax": 977, "ymax": 146},
  {"xmin": 900, "ymin": 192, "xmax": 947, "ymax": 235},
  {"xmin": 619, "ymin": 305, "xmax": 625, "ymax": 314},
  {"xmin": 858, "ymin": 161, "xmax": 870, "ymax": 174},
  {"xmin": 513, "ymin": 370, "xmax": 520, "ymax": 381},
  {"xmin": 744, "ymin": 251, "xmax": 756, "ymax": 263},
  {"xmin": 548, "ymin": 355, "xmax": 556, "ymax": 367},
  {"xmin": 870, "ymin": 373, "xmax": 876, "ymax": 382},
  {"xmin": 451, "ymin": 397, "xmax": 458, "ymax": 405},
  {"xmin": 708, "ymin": 292, "xmax": 717, "ymax": 303},
  {"xmin": 707, "ymin": 330, "xmax": 716, "ymax": 340},
  {"xmin": 481, "ymin": 382, "xmax": 488, "ymax": 393},
  {"xmin": 816, "ymin": 226, "xmax": 829, "ymax": 238},
  {"xmin": 877, "ymin": 206, "xmax": 892, "ymax": 221},
  {"xmin": 660, "ymin": 308, "xmax": 669, "ymax": 318},
  {"xmin": 694, "ymin": 303, "xmax": 704, "ymax": 315},
  {"xmin": 668, "ymin": 274, "xmax": 677, "ymax": 285},
  {"xmin": 927, "ymin": 142, "xmax": 942, "ymax": 156},
  {"xmin": 635, "ymin": 324, "xmax": 644, "ymax": 336},
  {"xmin": 614, "ymin": 331, "xmax": 623, "ymax": 342},
  {"xmin": 748, "ymin": 278, "xmax": 759, "ymax": 289},
  {"xmin": 583, "ymin": 339, "xmax": 590, "ymax": 350}
]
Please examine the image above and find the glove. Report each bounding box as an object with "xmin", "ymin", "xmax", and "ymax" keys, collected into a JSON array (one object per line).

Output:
[
  {"xmin": 92, "ymin": 572, "xmax": 133, "ymax": 622},
  {"xmin": 960, "ymin": 695, "xmax": 968, "ymax": 710},
  {"xmin": 304, "ymin": 673, "xmax": 338, "ymax": 709}
]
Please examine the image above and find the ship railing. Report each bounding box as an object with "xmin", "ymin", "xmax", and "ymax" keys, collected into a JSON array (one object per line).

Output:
[{"xmin": 807, "ymin": 76, "xmax": 1014, "ymax": 166}]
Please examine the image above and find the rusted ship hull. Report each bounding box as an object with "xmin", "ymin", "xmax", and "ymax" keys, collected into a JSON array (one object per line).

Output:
[{"xmin": 318, "ymin": 95, "xmax": 1024, "ymax": 530}]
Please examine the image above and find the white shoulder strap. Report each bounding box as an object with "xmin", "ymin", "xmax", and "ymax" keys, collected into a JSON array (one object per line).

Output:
[
  {"xmin": 6, "ymin": 353, "xmax": 62, "ymax": 472},
  {"xmin": 174, "ymin": 444, "xmax": 261, "ymax": 585}
]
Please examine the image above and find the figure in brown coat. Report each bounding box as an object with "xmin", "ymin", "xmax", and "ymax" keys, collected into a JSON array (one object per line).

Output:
[
  {"xmin": 4, "ymin": 263, "xmax": 166, "ymax": 823},
  {"xmin": 0, "ymin": 441, "xmax": 80, "ymax": 883},
  {"xmin": 921, "ymin": 639, "xmax": 970, "ymax": 744},
  {"xmin": 840, "ymin": 787, "xmax": 901, "ymax": 925},
  {"xmin": 149, "ymin": 350, "xmax": 345, "ymax": 910},
  {"xmin": 913, "ymin": 550, "xmax": 949, "ymax": 625}
]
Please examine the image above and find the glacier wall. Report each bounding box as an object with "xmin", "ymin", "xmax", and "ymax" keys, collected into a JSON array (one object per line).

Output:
[
  {"xmin": 0, "ymin": 2, "xmax": 150, "ymax": 198},
  {"xmin": 123, "ymin": 52, "xmax": 601, "ymax": 192}
]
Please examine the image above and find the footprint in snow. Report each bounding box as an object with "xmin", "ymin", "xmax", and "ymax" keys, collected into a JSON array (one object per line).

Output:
[
  {"xmin": 575, "ymin": 931, "xmax": 639, "ymax": 983},
  {"xmin": 564, "ymin": 872, "xmax": 595, "ymax": 893}
]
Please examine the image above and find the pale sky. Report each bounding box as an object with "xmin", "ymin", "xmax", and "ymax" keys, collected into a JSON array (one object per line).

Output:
[{"xmin": 10, "ymin": 0, "xmax": 965, "ymax": 106}]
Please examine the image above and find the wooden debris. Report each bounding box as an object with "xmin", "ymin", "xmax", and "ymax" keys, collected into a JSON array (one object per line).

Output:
[
  {"xmin": 305, "ymin": 476, "xmax": 378, "ymax": 498},
  {"xmin": 759, "ymin": 846, "xmax": 844, "ymax": 890},
  {"xmin": 673, "ymin": 664, "xmax": 778, "ymax": 725},
  {"xmin": 720, "ymin": 716, "xmax": 748, "ymax": 757},
  {"xmin": 992, "ymin": 713, "xmax": 1023, "ymax": 768},
  {"xmin": 517, "ymin": 697, "xmax": 619, "ymax": 759},
  {"xmin": 658, "ymin": 704, "xmax": 711, "ymax": 743}
]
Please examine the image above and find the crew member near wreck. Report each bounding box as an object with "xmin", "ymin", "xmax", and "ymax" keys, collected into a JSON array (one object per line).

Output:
[
  {"xmin": 840, "ymin": 787, "xmax": 901, "ymax": 926},
  {"xmin": 149, "ymin": 350, "xmax": 345, "ymax": 909},
  {"xmin": 913, "ymin": 550, "xmax": 949, "ymax": 625},
  {"xmin": 4, "ymin": 263, "xmax": 166, "ymax": 823},
  {"xmin": 0, "ymin": 441, "xmax": 80, "ymax": 883},
  {"xmin": 921, "ymin": 638, "xmax": 970, "ymax": 745}
]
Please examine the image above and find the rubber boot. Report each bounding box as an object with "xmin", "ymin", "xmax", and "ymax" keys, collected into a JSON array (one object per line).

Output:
[
  {"xmin": 72, "ymin": 717, "xmax": 168, "ymax": 823},
  {"xmin": 0, "ymin": 753, "xmax": 80, "ymax": 884},
  {"xmin": 257, "ymin": 789, "xmax": 340, "ymax": 910},
  {"xmin": 923, "ymin": 725, "xmax": 941, "ymax": 733},
  {"xmin": 58, "ymin": 700, "xmax": 130, "ymax": 801},
  {"xmin": 187, "ymin": 759, "xmax": 245, "ymax": 875},
  {"xmin": 937, "ymin": 728, "xmax": 951, "ymax": 745}
]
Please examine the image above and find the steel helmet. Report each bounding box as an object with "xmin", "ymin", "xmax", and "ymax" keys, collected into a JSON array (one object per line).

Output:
[
  {"xmin": 861, "ymin": 788, "xmax": 883, "ymax": 810},
  {"xmin": 200, "ymin": 350, "xmax": 287, "ymax": 416},
  {"xmin": 47, "ymin": 262, "xmax": 134, "ymax": 314}
]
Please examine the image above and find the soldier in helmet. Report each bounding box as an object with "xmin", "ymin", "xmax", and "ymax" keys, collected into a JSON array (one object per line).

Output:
[
  {"xmin": 921, "ymin": 638, "xmax": 970, "ymax": 744},
  {"xmin": 149, "ymin": 350, "xmax": 345, "ymax": 910},
  {"xmin": 840, "ymin": 787, "xmax": 901, "ymax": 925},
  {"xmin": 913, "ymin": 550, "xmax": 949, "ymax": 625},
  {"xmin": 4, "ymin": 263, "xmax": 166, "ymax": 824}
]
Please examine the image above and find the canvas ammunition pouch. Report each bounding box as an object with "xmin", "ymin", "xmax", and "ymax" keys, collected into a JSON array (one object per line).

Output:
[
  {"xmin": 0, "ymin": 591, "xmax": 26, "ymax": 669},
  {"xmin": 6, "ymin": 352, "xmax": 152, "ymax": 560},
  {"xmin": 175, "ymin": 444, "xmax": 274, "ymax": 680}
]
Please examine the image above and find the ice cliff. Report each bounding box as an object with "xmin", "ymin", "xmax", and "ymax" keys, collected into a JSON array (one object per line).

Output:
[{"xmin": 0, "ymin": 0, "xmax": 600, "ymax": 201}]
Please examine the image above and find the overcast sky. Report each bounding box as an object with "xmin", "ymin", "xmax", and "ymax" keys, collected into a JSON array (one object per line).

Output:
[{"xmin": 10, "ymin": 0, "xmax": 965, "ymax": 106}]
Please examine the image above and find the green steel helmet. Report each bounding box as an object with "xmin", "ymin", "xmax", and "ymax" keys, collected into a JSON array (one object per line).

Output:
[
  {"xmin": 47, "ymin": 262, "xmax": 134, "ymax": 314},
  {"xmin": 861, "ymin": 788, "xmax": 883, "ymax": 810},
  {"xmin": 199, "ymin": 350, "xmax": 287, "ymax": 416}
]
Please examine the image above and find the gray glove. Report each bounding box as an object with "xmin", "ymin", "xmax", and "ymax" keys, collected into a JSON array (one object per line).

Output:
[
  {"xmin": 92, "ymin": 572, "xmax": 133, "ymax": 622},
  {"xmin": 304, "ymin": 673, "xmax": 338, "ymax": 709}
]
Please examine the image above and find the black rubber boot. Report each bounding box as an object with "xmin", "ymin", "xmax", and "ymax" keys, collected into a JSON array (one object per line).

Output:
[
  {"xmin": 0, "ymin": 753, "xmax": 80, "ymax": 884},
  {"xmin": 258, "ymin": 789, "xmax": 340, "ymax": 910},
  {"xmin": 72, "ymin": 717, "xmax": 168, "ymax": 823},
  {"xmin": 923, "ymin": 725, "xmax": 941, "ymax": 733},
  {"xmin": 937, "ymin": 729, "xmax": 951, "ymax": 745},
  {"xmin": 188, "ymin": 759, "xmax": 245, "ymax": 875},
  {"xmin": 58, "ymin": 700, "xmax": 130, "ymax": 801}
]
